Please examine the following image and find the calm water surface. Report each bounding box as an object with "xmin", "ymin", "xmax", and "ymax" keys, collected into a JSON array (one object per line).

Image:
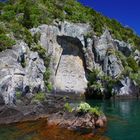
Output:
[
  {"xmin": 0, "ymin": 99, "xmax": 140, "ymax": 140},
  {"xmin": 88, "ymin": 99, "xmax": 140, "ymax": 140}
]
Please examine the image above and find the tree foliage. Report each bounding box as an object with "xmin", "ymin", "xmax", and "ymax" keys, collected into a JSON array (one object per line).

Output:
[{"xmin": 0, "ymin": 0, "xmax": 139, "ymax": 51}]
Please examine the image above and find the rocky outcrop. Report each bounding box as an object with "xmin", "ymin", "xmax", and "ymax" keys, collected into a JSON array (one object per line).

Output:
[
  {"xmin": 31, "ymin": 21, "xmax": 93, "ymax": 95},
  {"xmin": 114, "ymin": 40, "xmax": 132, "ymax": 57},
  {"xmin": 112, "ymin": 77, "xmax": 139, "ymax": 97},
  {"xmin": 93, "ymin": 30, "xmax": 123, "ymax": 78},
  {"xmin": 94, "ymin": 30, "xmax": 115, "ymax": 63},
  {"xmin": 0, "ymin": 21, "xmax": 139, "ymax": 104},
  {"xmin": 0, "ymin": 95, "xmax": 107, "ymax": 132},
  {"xmin": 47, "ymin": 111, "xmax": 107, "ymax": 131},
  {"xmin": 92, "ymin": 29, "xmax": 139, "ymax": 97},
  {"xmin": 103, "ymin": 54, "xmax": 123, "ymax": 78},
  {"xmin": 0, "ymin": 41, "xmax": 45, "ymax": 105}
]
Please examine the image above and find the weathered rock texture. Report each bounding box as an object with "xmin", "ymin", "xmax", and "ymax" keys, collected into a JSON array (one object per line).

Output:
[
  {"xmin": 113, "ymin": 77, "xmax": 139, "ymax": 97},
  {"xmin": 0, "ymin": 41, "xmax": 45, "ymax": 104},
  {"xmin": 0, "ymin": 95, "xmax": 107, "ymax": 132},
  {"xmin": 0, "ymin": 21, "xmax": 140, "ymax": 104},
  {"xmin": 31, "ymin": 21, "xmax": 93, "ymax": 95}
]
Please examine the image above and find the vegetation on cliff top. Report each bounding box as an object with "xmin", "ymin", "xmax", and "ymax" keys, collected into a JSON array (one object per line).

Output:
[{"xmin": 0, "ymin": 0, "xmax": 140, "ymax": 52}]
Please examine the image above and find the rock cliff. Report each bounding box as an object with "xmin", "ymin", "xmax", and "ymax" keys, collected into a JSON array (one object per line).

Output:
[
  {"xmin": 0, "ymin": 41, "xmax": 45, "ymax": 104},
  {"xmin": 0, "ymin": 21, "xmax": 140, "ymax": 104},
  {"xmin": 31, "ymin": 21, "xmax": 92, "ymax": 95}
]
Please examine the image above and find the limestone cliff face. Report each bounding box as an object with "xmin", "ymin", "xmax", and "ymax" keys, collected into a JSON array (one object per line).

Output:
[
  {"xmin": 0, "ymin": 41, "xmax": 46, "ymax": 104},
  {"xmin": 31, "ymin": 21, "xmax": 92, "ymax": 95},
  {"xmin": 0, "ymin": 21, "xmax": 140, "ymax": 104},
  {"xmin": 31, "ymin": 21, "xmax": 139, "ymax": 98}
]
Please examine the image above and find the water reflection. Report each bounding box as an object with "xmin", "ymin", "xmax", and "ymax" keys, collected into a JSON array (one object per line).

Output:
[
  {"xmin": 0, "ymin": 118, "xmax": 110, "ymax": 140},
  {"xmin": 88, "ymin": 99, "xmax": 140, "ymax": 140}
]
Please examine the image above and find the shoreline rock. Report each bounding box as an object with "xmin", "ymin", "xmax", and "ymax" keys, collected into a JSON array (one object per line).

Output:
[{"xmin": 0, "ymin": 95, "xmax": 107, "ymax": 133}]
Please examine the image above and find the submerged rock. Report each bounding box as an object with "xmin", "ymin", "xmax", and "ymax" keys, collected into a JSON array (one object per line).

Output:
[{"xmin": 0, "ymin": 95, "xmax": 107, "ymax": 133}]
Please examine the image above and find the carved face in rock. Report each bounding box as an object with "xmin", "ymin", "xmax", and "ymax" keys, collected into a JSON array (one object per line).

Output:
[{"xmin": 54, "ymin": 36, "xmax": 87, "ymax": 95}]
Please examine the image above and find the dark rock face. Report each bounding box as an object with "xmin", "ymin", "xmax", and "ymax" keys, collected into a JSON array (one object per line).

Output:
[{"xmin": 114, "ymin": 40, "xmax": 132, "ymax": 57}]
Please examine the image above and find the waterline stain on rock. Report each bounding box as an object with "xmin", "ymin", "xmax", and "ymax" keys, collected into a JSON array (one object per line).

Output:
[{"xmin": 0, "ymin": 118, "xmax": 110, "ymax": 140}]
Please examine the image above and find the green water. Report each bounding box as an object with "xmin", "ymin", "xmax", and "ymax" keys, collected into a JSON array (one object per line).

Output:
[
  {"xmin": 0, "ymin": 99, "xmax": 140, "ymax": 140},
  {"xmin": 88, "ymin": 99, "xmax": 140, "ymax": 140}
]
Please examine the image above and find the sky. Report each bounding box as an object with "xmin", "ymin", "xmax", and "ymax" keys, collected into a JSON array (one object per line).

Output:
[{"xmin": 78, "ymin": 0, "xmax": 140, "ymax": 36}]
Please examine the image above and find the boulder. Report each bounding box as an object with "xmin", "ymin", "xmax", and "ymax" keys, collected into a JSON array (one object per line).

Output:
[
  {"xmin": 94, "ymin": 29, "xmax": 116, "ymax": 63},
  {"xmin": 103, "ymin": 54, "xmax": 123, "ymax": 78},
  {"xmin": 114, "ymin": 40, "xmax": 132, "ymax": 57},
  {"xmin": 0, "ymin": 41, "xmax": 46, "ymax": 105},
  {"xmin": 112, "ymin": 77, "xmax": 139, "ymax": 97}
]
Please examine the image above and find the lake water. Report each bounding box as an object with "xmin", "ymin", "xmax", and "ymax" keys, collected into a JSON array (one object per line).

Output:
[
  {"xmin": 0, "ymin": 99, "xmax": 140, "ymax": 140},
  {"xmin": 88, "ymin": 99, "xmax": 140, "ymax": 140}
]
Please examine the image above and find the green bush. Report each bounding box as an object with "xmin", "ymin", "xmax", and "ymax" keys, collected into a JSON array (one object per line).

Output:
[
  {"xmin": 1, "ymin": 10, "xmax": 16, "ymax": 21},
  {"xmin": 46, "ymin": 82, "xmax": 53, "ymax": 92},
  {"xmin": 88, "ymin": 69, "xmax": 101, "ymax": 86},
  {"xmin": 9, "ymin": 22, "xmax": 33, "ymax": 46},
  {"xmin": 127, "ymin": 56, "xmax": 139, "ymax": 72},
  {"xmin": 44, "ymin": 69, "xmax": 51, "ymax": 82},
  {"xmin": 15, "ymin": 91, "xmax": 22, "ymax": 100},
  {"xmin": 129, "ymin": 71, "xmax": 140, "ymax": 86},
  {"xmin": 0, "ymin": 22, "xmax": 7, "ymax": 34},
  {"xmin": 31, "ymin": 44, "xmax": 51, "ymax": 91},
  {"xmin": 64, "ymin": 102, "xmax": 102, "ymax": 116},
  {"xmin": 115, "ymin": 51, "xmax": 127, "ymax": 67},
  {"xmin": 33, "ymin": 32, "xmax": 41, "ymax": 44},
  {"xmin": 64, "ymin": 103, "xmax": 73, "ymax": 112},
  {"xmin": 77, "ymin": 102, "xmax": 102, "ymax": 116},
  {"xmin": 33, "ymin": 92, "xmax": 46, "ymax": 102},
  {"xmin": 9, "ymin": 22, "xmax": 24, "ymax": 39},
  {"xmin": 89, "ymin": 106, "xmax": 102, "ymax": 116},
  {"xmin": 31, "ymin": 45, "xmax": 46, "ymax": 59},
  {"xmin": 77, "ymin": 102, "xmax": 91, "ymax": 112},
  {"xmin": 0, "ymin": 34, "xmax": 16, "ymax": 51}
]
